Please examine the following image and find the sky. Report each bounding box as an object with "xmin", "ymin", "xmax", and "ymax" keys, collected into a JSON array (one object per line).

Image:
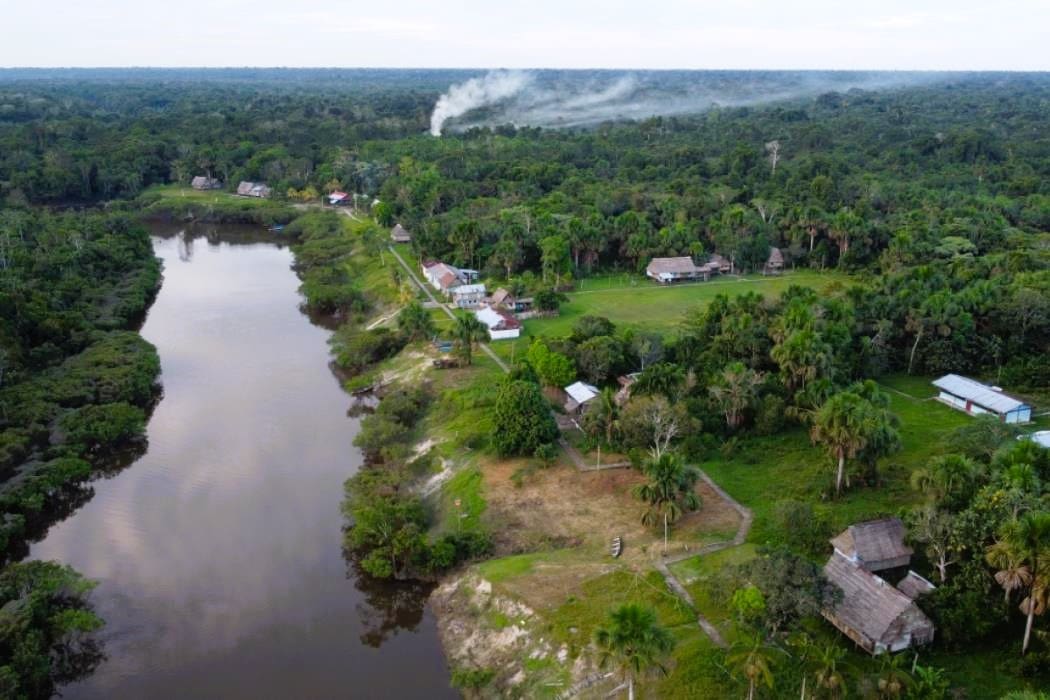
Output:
[{"xmin": 1, "ymin": 0, "xmax": 1047, "ymax": 71}]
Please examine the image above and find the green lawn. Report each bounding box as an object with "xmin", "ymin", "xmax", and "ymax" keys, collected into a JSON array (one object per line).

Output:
[{"xmin": 485, "ymin": 270, "xmax": 851, "ymax": 362}]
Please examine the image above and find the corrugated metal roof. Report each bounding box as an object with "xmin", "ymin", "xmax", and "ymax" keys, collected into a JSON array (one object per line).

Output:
[
  {"xmin": 932, "ymin": 374, "xmax": 1029, "ymax": 414},
  {"xmin": 565, "ymin": 381, "xmax": 599, "ymax": 405},
  {"xmin": 453, "ymin": 284, "xmax": 486, "ymax": 295}
]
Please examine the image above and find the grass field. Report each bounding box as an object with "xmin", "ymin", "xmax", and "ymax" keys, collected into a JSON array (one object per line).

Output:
[{"xmin": 486, "ymin": 269, "xmax": 852, "ymax": 363}]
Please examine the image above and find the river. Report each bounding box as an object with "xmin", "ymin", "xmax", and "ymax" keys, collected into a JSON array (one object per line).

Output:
[{"xmin": 29, "ymin": 223, "xmax": 454, "ymax": 699}]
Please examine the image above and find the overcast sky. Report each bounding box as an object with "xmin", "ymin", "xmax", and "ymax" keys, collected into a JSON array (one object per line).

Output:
[{"xmin": 1, "ymin": 0, "xmax": 1047, "ymax": 71}]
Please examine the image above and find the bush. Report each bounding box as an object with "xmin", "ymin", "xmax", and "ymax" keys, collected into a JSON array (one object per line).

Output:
[
  {"xmin": 331, "ymin": 326, "xmax": 407, "ymax": 375},
  {"xmin": 58, "ymin": 402, "xmax": 145, "ymax": 456},
  {"xmin": 450, "ymin": 667, "xmax": 495, "ymax": 691},
  {"xmin": 772, "ymin": 499, "xmax": 831, "ymax": 556}
]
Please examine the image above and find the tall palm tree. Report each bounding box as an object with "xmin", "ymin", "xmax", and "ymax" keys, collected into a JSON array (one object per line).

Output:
[
  {"xmin": 771, "ymin": 329, "xmax": 831, "ymax": 394},
  {"xmin": 986, "ymin": 539, "xmax": 1032, "ymax": 605},
  {"xmin": 812, "ymin": 643, "xmax": 848, "ymax": 699},
  {"xmin": 709, "ymin": 362, "xmax": 763, "ymax": 430},
  {"xmin": 452, "ymin": 312, "xmax": 489, "ymax": 366},
  {"xmin": 633, "ymin": 452, "xmax": 701, "ymax": 551},
  {"xmin": 810, "ymin": 391, "xmax": 870, "ymax": 496},
  {"xmin": 583, "ymin": 387, "xmax": 620, "ymax": 446},
  {"xmin": 593, "ymin": 604, "xmax": 675, "ymax": 700},
  {"xmin": 728, "ymin": 634, "xmax": 777, "ymax": 700},
  {"xmin": 1013, "ymin": 513, "xmax": 1050, "ymax": 655}
]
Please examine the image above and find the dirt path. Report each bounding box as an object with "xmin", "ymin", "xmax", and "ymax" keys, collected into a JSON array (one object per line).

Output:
[
  {"xmin": 386, "ymin": 244, "xmax": 509, "ymax": 372},
  {"xmin": 655, "ymin": 470, "xmax": 753, "ymax": 649}
]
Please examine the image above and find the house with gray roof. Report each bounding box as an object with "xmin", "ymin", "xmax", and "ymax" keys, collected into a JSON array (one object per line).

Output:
[
  {"xmin": 932, "ymin": 374, "xmax": 1032, "ymax": 424},
  {"xmin": 830, "ymin": 518, "xmax": 913, "ymax": 572}
]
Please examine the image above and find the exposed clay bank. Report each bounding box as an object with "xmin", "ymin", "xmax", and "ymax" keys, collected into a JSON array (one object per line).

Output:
[{"xmin": 29, "ymin": 223, "xmax": 453, "ymax": 699}]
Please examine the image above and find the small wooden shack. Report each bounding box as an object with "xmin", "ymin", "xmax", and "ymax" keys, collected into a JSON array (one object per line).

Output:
[
  {"xmin": 763, "ymin": 247, "xmax": 784, "ymax": 275},
  {"xmin": 390, "ymin": 223, "xmax": 412, "ymax": 243},
  {"xmin": 830, "ymin": 518, "xmax": 913, "ymax": 572},
  {"xmin": 822, "ymin": 553, "xmax": 935, "ymax": 655},
  {"xmin": 236, "ymin": 181, "xmax": 271, "ymax": 198},
  {"xmin": 191, "ymin": 175, "xmax": 222, "ymax": 190}
]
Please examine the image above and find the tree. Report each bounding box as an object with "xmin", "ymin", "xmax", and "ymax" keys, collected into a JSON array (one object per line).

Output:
[
  {"xmin": 397, "ymin": 299, "xmax": 435, "ymax": 340},
  {"xmin": 619, "ymin": 396, "xmax": 689, "ymax": 458},
  {"xmin": 709, "ymin": 362, "xmax": 763, "ymax": 430},
  {"xmin": 539, "ymin": 234, "xmax": 571, "ymax": 286},
  {"xmin": 727, "ymin": 634, "xmax": 776, "ymax": 700},
  {"xmin": 492, "ymin": 380, "xmax": 558, "ymax": 457},
  {"xmin": 360, "ymin": 221, "xmax": 388, "ymax": 266},
  {"xmin": 909, "ymin": 505, "xmax": 960, "ymax": 583},
  {"xmin": 742, "ymin": 548, "xmax": 834, "ymax": 636},
  {"xmin": 810, "ymin": 391, "xmax": 873, "ymax": 495},
  {"xmin": 633, "ymin": 451, "xmax": 701, "ymax": 551},
  {"xmin": 874, "ymin": 652, "xmax": 912, "ymax": 699},
  {"xmin": 910, "ymin": 454, "xmax": 983, "ymax": 510},
  {"xmin": 989, "ymin": 512, "xmax": 1050, "ymax": 654},
  {"xmin": 452, "ymin": 312, "xmax": 489, "ymax": 366},
  {"xmin": 575, "ymin": 335, "xmax": 624, "ymax": 384},
  {"xmin": 582, "ymin": 387, "xmax": 620, "ymax": 446},
  {"xmin": 910, "ymin": 665, "xmax": 950, "ymax": 700},
  {"xmin": 593, "ymin": 604, "xmax": 675, "ymax": 700},
  {"xmin": 771, "ymin": 329, "xmax": 831, "ymax": 394},
  {"xmin": 812, "ymin": 643, "xmax": 848, "ymax": 700},
  {"xmin": 632, "ymin": 362, "xmax": 686, "ymax": 401}
]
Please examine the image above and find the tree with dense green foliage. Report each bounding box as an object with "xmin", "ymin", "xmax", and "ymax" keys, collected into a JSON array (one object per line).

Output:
[
  {"xmin": 397, "ymin": 299, "xmax": 436, "ymax": 341},
  {"xmin": 452, "ymin": 313, "xmax": 489, "ymax": 366},
  {"xmin": 633, "ymin": 451, "xmax": 701, "ymax": 551},
  {"xmin": 810, "ymin": 389, "xmax": 898, "ymax": 495},
  {"xmin": 492, "ymin": 380, "xmax": 558, "ymax": 457},
  {"xmin": 709, "ymin": 362, "xmax": 763, "ymax": 430},
  {"xmin": 0, "ymin": 561, "xmax": 104, "ymax": 700},
  {"xmin": 593, "ymin": 603, "xmax": 675, "ymax": 700}
]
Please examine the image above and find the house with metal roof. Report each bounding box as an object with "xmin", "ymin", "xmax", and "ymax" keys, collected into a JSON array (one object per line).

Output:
[
  {"xmin": 564, "ymin": 381, "xmax": 599, "ymax": 414},
  {"xmin": 475, "ymin": 306, "xmax": 521, "ymax": 340},
  {"xmin": 451, "ymin": 283, "xmax": 487, "ymax": 308},
  {"xmin": 932, "ymin": 374, "xmax": 1032, "ymax": 424},
  {"xmin": 328, "ymin": 190, "xmax": 350, "ymax": 206}
]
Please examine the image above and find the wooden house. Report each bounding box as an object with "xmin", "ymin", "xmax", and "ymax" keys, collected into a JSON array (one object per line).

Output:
[
  {"xmin": 830, "ymin": 518, "xmax": 913, "ymax": 572},
  {"xmin": 932, "ymin": 374, "xmax": 1032, "ymax": 424},
  {"xmin": 236, "ymin": 181, "xmax": 271, "ymax": 199},
  {"xmin": 763, "ymin": 247, "xmax": 784, "ymax": 275},
  {"xmin": 390, "ymin": 223, "xmax": 412, "ymax": 243},
  {"xmin": 645, "ymin": 256, "xmax": 706, "ymax": 284},
  {"xmin": 822, "ymin": 553, "xmax": 936, "ymax": 655},
  {"xmin": 709, "ymin": 253, "xmax": 733, "ymax": 274},
  {"xmin": 191, "ymin": 176, "xmax": 222, "ymax": 190}
]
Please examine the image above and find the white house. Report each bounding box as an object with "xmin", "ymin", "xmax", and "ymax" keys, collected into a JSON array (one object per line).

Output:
[
  {"xmin": 451, "ymin": 283, "xmax": 487, "ymax": 308},
  {"xmin": 474, "ymin": 306, "xmax": 521, "ymax": 340},
  {"xmin": 932, "ymin": 374, "xmax": 1032, "ymax": 424},
  {"xmin": 421, "ymin": 261, "xmax": 463, "ymax": 295}
]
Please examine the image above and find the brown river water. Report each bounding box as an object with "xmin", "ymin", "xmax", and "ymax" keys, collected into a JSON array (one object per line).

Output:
[{"xmin": 29, "ymin": 223, "xmax": 454, "ymax": 699}]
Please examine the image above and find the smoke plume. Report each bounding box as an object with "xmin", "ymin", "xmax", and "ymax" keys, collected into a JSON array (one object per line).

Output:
[
  {"xmin": 429, "ymin": 70, "xmax": 530, "ymax": 136},
  {"xmin": 429, "ymin": 70, "xmax": 944, "ymax": 135}
]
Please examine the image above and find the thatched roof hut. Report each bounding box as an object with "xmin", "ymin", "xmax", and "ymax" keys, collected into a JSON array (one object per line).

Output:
[
  {"xmin": 822, "ymin": 554, "xmax": 935, "ymax": 655},
  {"xmin": 830, "ymin": 518, "xmax": 913, "ymax": 572},
  {"xmin": 390, "ymin": 223, "xmax": 412, "ymax": 243}
]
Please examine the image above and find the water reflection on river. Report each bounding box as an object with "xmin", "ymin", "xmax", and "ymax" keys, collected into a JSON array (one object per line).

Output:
[{"xmin": 29, "ymin": 224, "xmax": 453, "ymax": 699}]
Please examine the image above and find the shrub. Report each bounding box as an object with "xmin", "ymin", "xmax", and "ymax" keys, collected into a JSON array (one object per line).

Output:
[{"xmin": 492, "ymin": 380, "xmax": 558, "ymax": 457}]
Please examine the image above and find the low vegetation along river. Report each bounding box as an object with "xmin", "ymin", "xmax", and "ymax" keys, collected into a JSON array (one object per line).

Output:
[{"xmin": 28, "ymin": 224, "xmax": 454, "ymax": 698}]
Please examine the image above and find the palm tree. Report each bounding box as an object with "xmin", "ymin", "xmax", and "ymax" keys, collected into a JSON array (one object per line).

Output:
[
  {"xmin": 727, "ymin": 634, "xmax": 776, "ymax": 700},
  {"xmin": 633, "ymin": 452, "xmax": 701, "ymax": 551},
  {"xmin": 771, "ymin": 329, "xmax": 831, "ymax": 394},
  {"xmin": 593, "ymin": 603, "xmax": 675, "ymax": 700},
  {"xmin": 398, "ymin": 299, "xmax": 435, "ymax": 341},
  {"xmin": 986, "ymin": 538, "xmax": 1032, "ymax": 605},
  {"xmin": 812, "ymin": 643, "xmax": 847, "ymax": 699},
  {"xmin": 583, "ymin": 387, "xmax": 620, "ymax": 446},
  {"xmin": 452, "ymin": 312, "xmax": 488, "ymax": 366},
  {"xmin": 910, "ymin": 665, "xmax": 949, "ymax": 699},
  {"xmin": 997, "ymin": 512, "xmax": 1050, "ymax": 655},
  {"xmin": 909, "ymin": 454, "xmax": 983, "ymax": 508},
  {"xmin": 874, "ymin": 652, "xmax": 911, "ymax": 699},
  {"xmin": 810, "ymin": 391, "xmax": 870, "ymax": 496},
  {"xmin": 709, "ymin": 362, "xmax": 763, "ymax": 430}
]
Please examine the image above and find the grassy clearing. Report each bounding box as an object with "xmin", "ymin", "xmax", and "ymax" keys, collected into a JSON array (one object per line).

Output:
[{"xmin": 436, "ymin": 465, "xmax": 486, "ymax": 534}]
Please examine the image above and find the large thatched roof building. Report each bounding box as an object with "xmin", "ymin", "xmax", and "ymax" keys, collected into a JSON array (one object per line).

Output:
[{"xmin": 822, "ymin": 554, "xmax": 935, "ymax": 655}]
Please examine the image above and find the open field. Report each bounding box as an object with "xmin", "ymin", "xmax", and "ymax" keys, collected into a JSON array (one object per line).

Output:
[{"xmin": 486, "ymin": 269, "xmax": 852, "ymax": 363}]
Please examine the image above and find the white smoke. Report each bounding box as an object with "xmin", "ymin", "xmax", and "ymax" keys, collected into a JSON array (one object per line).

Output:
[
  {"xmin": 429, "ymin": 70, "xmax": 530, "ymax": 136},
  {"xmin": 430, "ymin": 70, "xmax": 944, "ymax": 135}
]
